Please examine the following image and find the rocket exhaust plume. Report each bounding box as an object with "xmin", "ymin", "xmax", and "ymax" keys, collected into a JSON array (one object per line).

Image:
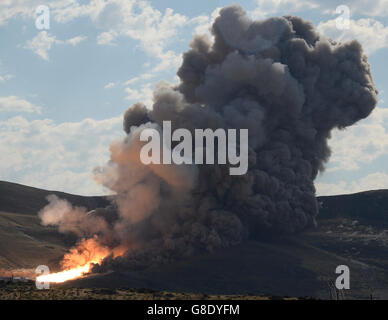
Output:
[
  {"xmin": 36, "ymin": 237, "xmax": 126, "ymax": 283},
  {"xmin": 38, "ymin": 4, "xmax": 377, "ymax": 280},
  {"xmin": 36, "ymin": 237, "xmax": 109, "ymax": 283}
]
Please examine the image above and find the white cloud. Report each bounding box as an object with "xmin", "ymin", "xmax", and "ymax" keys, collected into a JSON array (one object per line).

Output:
[
  {"xmin": 116, "ymin": 5, "xmax": 187, "ymax": 58},
  {"xmin": 250, "ymin": 0, "xmax": 388, "ymax": 19},
  {"xmin": 318, "ymin": 18, "xmax": 388, "ymax": 55},
  {"xmin": 362, "ymin": 0, "xmax": 388, "ymax": 17},
  {"xmin": 0, "ymin": 0, "xmax": 39, "ymax": 25},
  {"xmin": 123, "ymin": 73, "xmax": 153, "ymax": 86},
  {"xmin": 151, "ymin": 50, "xmax": 182, "ymax": 73},
  {"xmin": 125, "ymin": 83, "xmax": 153, "ymax": 108},
  {"xmin": 65, "ymin": 35, "xmax": 87, "ymax": 46},
  {"xmin": 25, "ymin": 31, "xmax": 87, "ymax": 60},
  {"xmin": 191, "ymin": 8, "xmax": 221, "ymax": 38},
  {"xmin": 249, "ymin": 0, "xmax": 388, "ymax": 53},
  {"xmin": 0, "ymin": 96, "xmax": 42, "ymax": 114},
  {"xmin": 24, "ymin": 31, "xmax": 57, "ymax": 60},
  {"xmin": 328, "ymin": 0, "xmax": 388, "ymax": 17},
  {"xmin": 325, "ymin": 106, "xmax": 388, "ymax": 172},
  {"xmin": 251, "ymin": 0, "xmax": 319, "ymax": 19},
  {"xmin": 316, "ymin": 105, "xmax": 388, "ymax": 196},
  {"xmin": 54, "ymin": 1, "xmax": 191, "ymax": 74},
  {"xmin": 0, "ymin": 116, "xmax": 123, "ymax": 196},
  {"xmin": 316, "ymin": 172, "xmax": 388, "ymax": 196},
  {"xmin": 7, "ymin": 0, "xmax": 207, "ymax": 95},
  {"xmin": 315, "ymin": 180, "xmax": 349, "ymax": 196},
  {"xmin": 51, "ymin": 0, "xmax": 106, "ymax": 23},
  {"xmin": 97, "ymin": 30, "xmax": 118, "ymax": 45},
  {"xmin": 105, "ymin": 77, "xmax": 158, "ymax": 89},
  {"xmin": 0, "ymin": 0, "xmax": 102, "ymax": 25},
  {"xmin": 92, "ymin": 2, "xmax": 188, "ymax": 74},
  {"xmin": 13, "ymin": 0, "xmax": 194, "ymax": 88},
  {"xmin": 104, "ymin": 82, "xmax": 116, "ymax": 89},
  {"xmin": 52, "ymin": 1, "xmax": 187, "ymax": 56}
]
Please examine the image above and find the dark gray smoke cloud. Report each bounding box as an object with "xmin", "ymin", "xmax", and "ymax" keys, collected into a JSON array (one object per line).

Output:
[{"xmin": 40, "ymin": 4, "xmax": 377, "ymax": 269}]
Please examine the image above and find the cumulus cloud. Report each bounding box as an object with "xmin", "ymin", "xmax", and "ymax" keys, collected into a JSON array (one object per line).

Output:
[
  {"xmin": 97, "ymin": 30, "xmax": 118, "ymax": 45},
  {"xmin": 115, "ymin": 5, "xmax": 187, "ymax": 58},
  {"xmin": 151, "ymin": 51, "xmax": 182, "ymax": 73},
  {"xmin": 316, "ymin": 105, "xmax": 388, "ymax": 195},
  {"xmin": 191, "ymin": 8, "xmax": 221, "ymax": 38},
  {"xmin": 0, "ymin": 0, "xmax": 103, "ymax": 25},
  {"xmin": 0, "ymin": 0, "xmax": 40, "ymax": 25},
  {"xmin": 0, "ymin": 116, "xmax": 123, "ymax": 195},
  {"xmin": 316, "ymin": 172, "xmax": 388, "ymax": 196},
  {"xmin": 24, "ymin": 31, "xmax": 87, "ymax": 60},
  {"xmin": 251, "ymin": 0, "xmax": 319, "ymax": 19},
  {"xmin": 250, "ymin": 0, "xmax": 388, "ymax": 56},
  {"xmin": 65, "ymin": 35, "xmax": 87, "ymax": 46},
  {"xmin": 322, "ymin": 0, "xmax": 388, "ymax": 17},
  {"xmin": 4, "ymin": 0, "xmax": 218, "ymax": 103},
  {"xmin": 0, "ymin": 96, "xmax": 41, "ymax": 113},
  {"xmin": 325, "ymin": 106, "xmax": 388, "ymax": 171},
  {"xmin": 50, "ymin": 0, "xmax": 107, "ymax": 23},
  {"xmin": 50, "ymin": 1, "xmax": 187, "ymax": 66},
  {"xmin": 123, "ymin": 73, "xmax": 153, "ymax": 86},
  {"xmin": 318, "ymin": 18, "xmax": 388, "ymax": 55},
  {"xmin": 93, "ymin": 2, "xmax": 188, "ymax": 74},
  {"xmin": 24, "ymin": 31, "xmax": 58, "ymax": 60},
  {"xmin": 251, "ymin": 0, "xmax": 388, "ymax": 18},
  {"xmin": 104, "ymin": 82, "xmax": 116, "ymax": 89},
  {"xmin": 125, "ymin": 83, "xmax": 153, "ymax": 108}
]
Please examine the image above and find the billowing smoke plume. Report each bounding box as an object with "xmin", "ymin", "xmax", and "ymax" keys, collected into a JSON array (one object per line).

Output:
[{"xmin": 40, "ymin": 5, "xmax": 377, "ymax": 269}]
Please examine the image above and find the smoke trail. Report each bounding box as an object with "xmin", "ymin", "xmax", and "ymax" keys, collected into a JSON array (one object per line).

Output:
[{"xmin": 39, "ymin": 4, "xmax": 377, "ymax": 269}]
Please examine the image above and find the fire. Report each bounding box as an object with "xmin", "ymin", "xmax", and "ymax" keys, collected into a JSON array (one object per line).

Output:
[
  {"xmin": 36, "ymin": 263, "xmax": 96, "ymax": 283},
  {"xmin": 36, "ymin": 237, "xmax": 126, "ymax": 284}
]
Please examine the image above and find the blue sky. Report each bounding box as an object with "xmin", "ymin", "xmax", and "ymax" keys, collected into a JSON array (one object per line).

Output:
[{"xmin": 0, "ymin": 0, "xmax": 388, "ymax": 196}]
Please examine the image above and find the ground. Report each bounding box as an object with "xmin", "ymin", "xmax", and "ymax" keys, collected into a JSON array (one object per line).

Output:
[{"xmin": 0, "ymin": 281, "xmax": 300, "ymax": 300}]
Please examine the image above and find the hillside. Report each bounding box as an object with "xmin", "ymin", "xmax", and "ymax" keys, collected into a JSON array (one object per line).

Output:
[
  {"xmin": 0, "ymin": 181, "xmax": 109, "ymax": 215},
  {"xmin": 318, "ymin": 190, "xmax": 388, "ymax": 226}
]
